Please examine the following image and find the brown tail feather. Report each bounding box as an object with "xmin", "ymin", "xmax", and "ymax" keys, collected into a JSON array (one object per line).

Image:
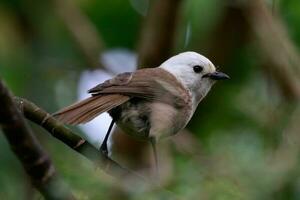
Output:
[{"xmin": 53, "ymin": 94, "xmax": 129, "ymax": 125}]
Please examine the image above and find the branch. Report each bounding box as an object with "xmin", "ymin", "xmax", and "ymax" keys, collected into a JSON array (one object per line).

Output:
[
  {"xmin": 137, "ymin": 0, "xmax": 183, "ymax": 67},
  {"xmin": 0, "ymin": 80, "xmax": 75, "ymax": 200},
  {"xmin": 14, "ymin": 97, "xmax": 145, "ymax": 180}
]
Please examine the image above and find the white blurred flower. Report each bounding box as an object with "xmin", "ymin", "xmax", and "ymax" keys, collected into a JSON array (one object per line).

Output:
[
  {"xmin": 77, "ymin": 69, "xmax": 113, "ymax": 149},
  {"xmin": 101, "ymin": 48, "xmax": 137, "ymax": 74}
]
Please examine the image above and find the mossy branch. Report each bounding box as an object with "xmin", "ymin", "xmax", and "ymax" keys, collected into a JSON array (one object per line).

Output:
[{"xmin": 14, "ymin": 97, "xmax": 145, "ymax": 180}]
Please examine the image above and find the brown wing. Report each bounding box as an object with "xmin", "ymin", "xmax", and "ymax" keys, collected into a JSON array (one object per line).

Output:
[
  {"xmin": 54, "ymin": 68, "xmax": 190, "ymax": 125},
  {"xmin": 88, "ymin": 68, "xmax": 190, "ymax": 107}
]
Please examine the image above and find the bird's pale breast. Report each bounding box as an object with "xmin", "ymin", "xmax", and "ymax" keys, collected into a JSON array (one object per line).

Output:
[{"xmin": 109, "ymin": 97, "xmax": 192, "ymax": 140}]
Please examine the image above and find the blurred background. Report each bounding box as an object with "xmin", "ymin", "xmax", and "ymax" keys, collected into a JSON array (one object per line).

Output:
[{"xmin": 1, "ymin": 0, "xmax": 300, "ymax": 199}]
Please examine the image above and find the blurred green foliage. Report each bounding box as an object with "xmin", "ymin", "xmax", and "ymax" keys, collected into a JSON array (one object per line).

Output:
[{"xmin": 1, "ymin": 0, "xmax": 300, "ymax": 199}]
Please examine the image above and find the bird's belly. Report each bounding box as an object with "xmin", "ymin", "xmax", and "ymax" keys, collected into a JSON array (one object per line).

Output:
[
  {"xmin": 109, "ymin": 99, "xmax": 191, "ymax": 140},
  {"xmin": 109, "ymin": 100, "xmax": 151, "ymax": 140}
]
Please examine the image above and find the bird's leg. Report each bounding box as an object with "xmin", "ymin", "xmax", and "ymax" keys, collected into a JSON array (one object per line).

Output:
[
  {"xmin": 150, "ymin": 137, "xmax": 159, "ymax": 178},
  {"xmin": 100, "ymin": 119, "xmax": 115, "ymax": 156}
]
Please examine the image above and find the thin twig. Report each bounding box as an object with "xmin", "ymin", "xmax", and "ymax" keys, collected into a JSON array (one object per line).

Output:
[
  {"xmin": 14, "ymin": 97, "xmax": 146, "ymax": 181},
  {"xmin": 0, "ymin": 80, "xmax": 75, "ymax": 200}
]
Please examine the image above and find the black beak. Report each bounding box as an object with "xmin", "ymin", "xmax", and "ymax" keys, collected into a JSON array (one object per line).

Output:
[{"xmin": 203, "ymin": 71, "xmax": 230, "ymax": 80}]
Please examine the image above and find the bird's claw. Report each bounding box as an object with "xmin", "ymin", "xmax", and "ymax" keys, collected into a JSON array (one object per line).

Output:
[{"xmin": 100, "ymin": 145, "xmax": 109, "ymax": 157}]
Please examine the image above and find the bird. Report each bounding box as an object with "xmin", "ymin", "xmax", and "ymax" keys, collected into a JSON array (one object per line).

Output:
[{"xmin": 53, "ymin": 51, "xmax": 229, "ymax": 170}]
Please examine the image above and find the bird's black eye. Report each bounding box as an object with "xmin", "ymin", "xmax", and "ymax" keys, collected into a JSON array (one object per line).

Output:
[{"xmin": 193, "ymin": 65, "xmax": 203, "ymax": 73}]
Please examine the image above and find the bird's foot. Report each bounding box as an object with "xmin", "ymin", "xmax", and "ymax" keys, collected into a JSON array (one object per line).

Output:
[{"xmin": 100, "ymin": 144, "xmax": 109, "ymax": 157}]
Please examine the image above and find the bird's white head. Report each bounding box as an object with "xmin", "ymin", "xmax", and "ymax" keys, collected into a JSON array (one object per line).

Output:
[{"xmin": 160, "ymin": 51, "xmax": 229, "ymax": 105}]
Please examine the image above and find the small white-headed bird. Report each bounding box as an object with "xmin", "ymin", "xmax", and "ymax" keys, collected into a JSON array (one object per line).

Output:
[{"xmin": 54, "ymin": 51, "xmax": 229, "ymax": 169}]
